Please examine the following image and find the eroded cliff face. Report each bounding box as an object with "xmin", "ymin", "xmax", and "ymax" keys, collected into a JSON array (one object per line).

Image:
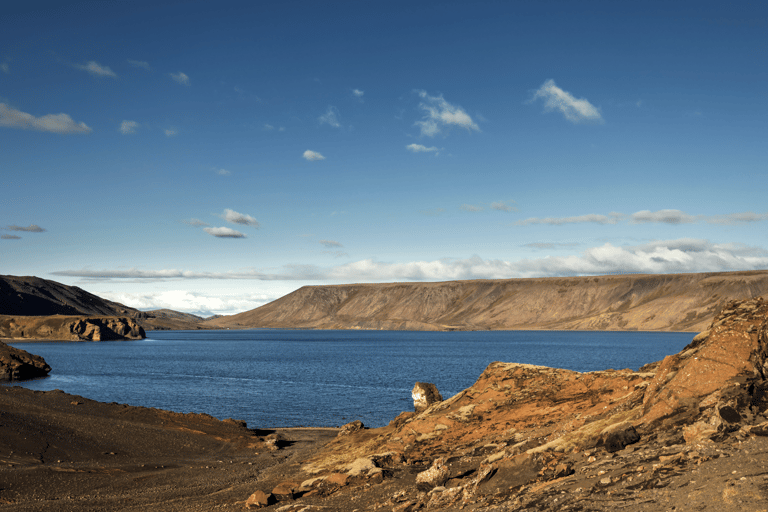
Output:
[
  {"xmin": 242, "ymin": 296, "xmax": 768, "ymax": 510},
  {"xmin": 0, "ymin": 342, "xmax": 51, "ymax": 381},
  {"xmin": 0, "ymin": 315, "xmax": 146, "ymax": 341},
  {"xmin": 208, "ymin": 270, "xmax": 768, "ymax": 332}
]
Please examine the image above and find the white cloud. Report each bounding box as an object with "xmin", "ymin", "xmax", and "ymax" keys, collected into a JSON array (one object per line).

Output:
[
  {"xmin": 75, "ymin": 61, "xmax": 117, "ymax": 78},
  {"xmin": 264, "ymin": 124, "xmax": 275, "ymax": 131},
  {"xmin": 203, "ymin": 226, "xmax": 246, "ymax": 238},
  {"xmin": 490, "ymin": 201, "xmax": 517, "ymax": 212},
  {"xmin": 461, "ymin": 204, "xmax": 483, "ymax": 212},
  {"xmin": 303, "ymin": 150, "xmax": 325, "ymax": 161},
  {"xmin": 215, "ymin": 168, "xmax": 231, "ymax": 176},
  {"xmin": 352, "ymin": 89, "xmax": 364, "ymax": 99},
  {"xmin": 630, "ymin": 209, "xmax": 699, "ymax": 224},
  {"xmin": 119, "ymin": 120, "xmax": 139, "ymax": 134},
  {"xmin": 222, "ymin": 209, "xmax": 259, "ymax": 227},
  {"xmin": 530, "ymin": 79, "xmax": 603, "ymax": 124},
  {"xmin": 320, "ymin": 240, "xmax": 343, "ymax": 248},
  {"xmin": 406, "ymin": 143, "xmax": 439, "ymax": 153},
  {"xmin": 516, "ymin": 213, "xmax": 623, "ymax": 226},
  {"xmin": 1, "ymin": 63, "xmax": 9, "ymax": 74},
  {"xmin": 415, "ymin": 90, "xmax": 479, "ymax": 137},
  {"xmin": 0, "ymin": 103, "xmax": 92, "ymax": 134},
  {"xmin": 127, "ymin": 59, "xmax": 150, "ymax": 70},
  {"xmin": 6, "ymin": 224, "xmax": 46, "ymax": 232},
  {"xmin": 99, "ymin": 289, "xmax": 274, "ymax": 317},
  {"xmin": 318, "ymin": 106, "xmax": 341, "ymax": 128},
  {"xmin": 51, "ymin": 238, "xmax": 768, "ymax": 284},
  {"xmin": 164, "ymin": 128, "xmax": 177, "ymax": 137},
  {"xmin": 169, "ymin": 72, "xmax": 190, "ymax": 85}
]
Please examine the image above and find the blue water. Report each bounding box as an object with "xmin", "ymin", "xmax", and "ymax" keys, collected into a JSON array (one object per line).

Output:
[{"xmin": 5, "ymin": 329, "xmax": 692, "ymax": 428}]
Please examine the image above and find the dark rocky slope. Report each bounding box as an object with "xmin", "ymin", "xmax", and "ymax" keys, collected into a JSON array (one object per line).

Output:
[
  {"xmin": 206, "ymin": 270, "xmax": 768, "ymax": 332},
  {"xmin": 0, "ymin": 275, "xmax": 207, "ymax": 333},
  {"xmin": 0, "ymin": 342, "xmax": 50, "ymax": 381}
]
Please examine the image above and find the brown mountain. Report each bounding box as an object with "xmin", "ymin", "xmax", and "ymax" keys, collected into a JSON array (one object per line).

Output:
[
  {"xmin": 0, "ymin": 274, "xmax": 142, "ymax": 317},
  {"xmin": 0, "ymin": 275, "xmax": 205, "ymax": 334},
  {"xmin": 205, "ymin": 270, "xmax": 768, "ymax": 332}
]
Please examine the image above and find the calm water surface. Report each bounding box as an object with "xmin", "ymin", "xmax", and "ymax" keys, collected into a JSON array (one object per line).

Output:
[{"xmin": 6, "ymin": 329, "xmax": 692, "ymax": 427}]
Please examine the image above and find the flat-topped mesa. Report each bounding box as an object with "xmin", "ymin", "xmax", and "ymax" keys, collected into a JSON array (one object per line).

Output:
[
  {"xmin": 0, "ymin": 315, "xmax": 146, "ymax": 341},
  {"xmin": 0, "ymin": 342, "xmax": 51, "ymax": 381}
]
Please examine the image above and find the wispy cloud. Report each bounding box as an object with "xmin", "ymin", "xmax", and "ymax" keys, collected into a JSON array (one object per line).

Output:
[
  {"xmin": 169, "ymin": 72, "xmax": 189, "ymax": 85},
  {"xmin": 461, "ymin": 204, "xmax": 484, "ymax": 212},
  {"xmin": 415, "ymin": 90, "xmax": 479, "ymax": 137},
  {"xmin": 319, "ymin": 240, "xmax": 343, "ymax": 248},
  {"xmin": 75, "ymin": 61, "xmax": 117, "ymax": 78},
  {"xmin": 352, "ymin": 89, "xmax": 364, "ymax": 100},
  {"xmin": 183, "ymin": 218, "xmax": 209, "ymax": 227},
  {"xmin": 303, "ymin": 150, "xmax": 325, "ymax": 161},
  {"xmin": 530, "ymin": 79, "xmax": 603, "ymax": 124},
  {"xmin": 490, "ymin": 201, "xmax": 517, "ymax": 212},
  {"xmin": 406, "ymin": 143, "xmax": 439, "ymax": 153},
  {"xmin": 0, "ymin": 103, "xmax": 92, "ymax": 134},
  {"xmin": 1, "ymin": 234, "xmax": 21, "ymax": 240},
  {"xmin": 515, "ymin": 213, "xmax": 623, "ymax": 226},
  {"xmin": 203, "ymin": 226, "xmax": 246, "ymax": 238},
  {"xmin": 127, "ymin": 59, "xmax": 150, "ymax": 70},
  {"xmin": 318, "ymin": 106, "xmax": 341, "ymax": 128},
  {"xmin": 215, "ymin": 168, "xmax": 231, "ymax": 176},
  {"xmin": 6, "ymin": 224, "xmax": 46, "ymax": 232},
  {"xmin": 1, "ymin": 63, "xmax": 9, "ymax": 74},
  {"xmin": 53, "ymin": 238, "xmax": 768, "ymax": 283},
  {"xmin": 222, "ymin": 209, "xmax": 259, "ymax": 227},
  {"xmin": 630, "ymin": 209, "xmax": 698, "ymax": 224},
  {"xmin": 706, "ymin": 212, "xmax": 768, "ymax": 225},
  {"xmin": 119, "ymin": 120, "xmax": 139, "ymax": 134},
  {"xmin": 164, "ymin": 128, "xmax": 177, "ymax": 137}
]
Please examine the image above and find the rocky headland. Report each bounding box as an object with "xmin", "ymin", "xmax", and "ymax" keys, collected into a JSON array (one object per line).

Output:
[
  {"xmin": 205, "ymin": 270, "xmax": 768, "ymax": 332},
  {"xmin": 0, "ymin": 275, "xmax": 210, "ymax": 334},
  {"xmin": 0, "ymin": 315, "xmax": 145, "ymax": 342},
  {"xmin": 0, "ymin": 342, "xmax": 51, "ymax": 381},
  {"xmin": 1, "ymin": 295, "xmax": 767, "ymax": 510}
]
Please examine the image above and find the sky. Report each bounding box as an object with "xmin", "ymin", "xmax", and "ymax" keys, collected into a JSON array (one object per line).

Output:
[{"xmin": 2, "ymin": 0, "xmax": 767, "ymax": 317}]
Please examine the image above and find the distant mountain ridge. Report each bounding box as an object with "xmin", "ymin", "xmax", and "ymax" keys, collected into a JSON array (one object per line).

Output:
[
  {"xmin": 204, "ymin": 270, "xmax": 768, "ymax": 332},
  {"xmin": 0, "ymin": 275, "xmax": 205, "ymax": 332},
  {"xmin": 0, "ymin": 275, "xmax": 142, "ymax": 317}
]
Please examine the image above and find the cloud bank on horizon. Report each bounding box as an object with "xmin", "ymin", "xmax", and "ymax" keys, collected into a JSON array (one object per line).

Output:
[{"xmin": 3, "ymin": 0, "xmax": 766, "ymax": 316}]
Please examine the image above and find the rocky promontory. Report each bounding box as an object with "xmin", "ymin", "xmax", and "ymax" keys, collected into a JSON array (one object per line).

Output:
[
  {"xmin": 0, "ymin": 315, "xmax": 146, "ymax": 341},
  {"xmin": 0, "ymin": 341, "xmax": 51, "ymax": 381}
]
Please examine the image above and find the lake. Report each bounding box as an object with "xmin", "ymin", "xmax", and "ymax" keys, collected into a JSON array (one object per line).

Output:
[{"xmin": 5, "ymin": 329, "xmax": 692, "ymax": 428}]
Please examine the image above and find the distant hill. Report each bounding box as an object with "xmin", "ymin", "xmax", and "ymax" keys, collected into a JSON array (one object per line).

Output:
[
  {"xmin": 204, "ymin": 270, "xmax": 768, "ymax": 332},
  {"xmin": 0, "ymin": 275, "xmax": 141, "ymax": 317},
  {"xmin": 0, "ymin": 275, "xmax": 207, "ymax": 332}
]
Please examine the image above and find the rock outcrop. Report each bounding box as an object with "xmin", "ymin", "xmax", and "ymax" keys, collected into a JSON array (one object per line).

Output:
[
  {"xmin": 0, "ymin": 315, "xmax": 146, "ymax": 341},
  {"xmin": 240, "ymin": 295, "xmax": 768, "ymax": 511},
  {"xmin": 0, "ymin": 341, "xmax": 51, "ymax": 381},
  {"xmin": 206, "ymin": 270, "xmax": 768, "ymax": 332}
]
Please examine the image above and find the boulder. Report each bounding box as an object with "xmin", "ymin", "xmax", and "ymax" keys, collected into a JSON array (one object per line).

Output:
[
  {"xmin": 337, "ymin": 419, "xmax": 364, "ymax": 436},
  {"xmin": 412, "ymin": 382, "xmax": 443, "ymax": 413},
  {"xmin": 245, "ymin": 490, "xmax": 272, "ymax": 508},
  {"xmin": 0, "ymin": 341, "xmax": 51, "ymax": 381},
  {"xmin": 415, "ymin": 456, "xmax": 450, "ymax": 490}
]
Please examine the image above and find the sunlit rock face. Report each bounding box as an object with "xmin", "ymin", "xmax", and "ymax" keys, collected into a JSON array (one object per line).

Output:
[{"xmin": 412, "ymin": 382, "xmax": 443, "ymax": 413}]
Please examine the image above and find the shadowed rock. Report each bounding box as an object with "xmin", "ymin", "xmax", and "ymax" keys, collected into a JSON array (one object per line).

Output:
[{"xmin": 0, "ymin": 341, "xmax": 51, "ymax": 381}]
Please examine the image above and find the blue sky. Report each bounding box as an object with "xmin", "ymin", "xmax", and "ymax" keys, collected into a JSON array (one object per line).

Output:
[{"xmin": 2, "ymin": 0, "xmax": 767, "ymax": 316}]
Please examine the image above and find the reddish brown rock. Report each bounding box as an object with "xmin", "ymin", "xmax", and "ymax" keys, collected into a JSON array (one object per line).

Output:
[
  {"xmin": 245, "ymin": 490, "xmax": 272, "ymax": 508},
  {"xmin": 411, "ymin": 382, "xmax": 443, "ymax": 413},
  {"xmin": 0, "ymin": 341, "xmax": 51, "ymax": 381}
]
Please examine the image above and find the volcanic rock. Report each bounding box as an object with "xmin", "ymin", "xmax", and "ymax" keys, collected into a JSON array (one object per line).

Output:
[
  {"xmin": 412, "ymin": 382, "xmax": 443, "ymax": 413},
  {"xmin": 0, "ymin": 341, "xmax": 51, "ymax": 381},
  {"xmin": 0, "ymin": 315, "xmax": 145, "ymax": 341}
]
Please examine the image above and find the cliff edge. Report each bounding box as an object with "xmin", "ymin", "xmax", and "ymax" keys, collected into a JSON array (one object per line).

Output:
[{"xmin": 0, "ymin": 315, "xmax": 146, "ymax": 341}]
